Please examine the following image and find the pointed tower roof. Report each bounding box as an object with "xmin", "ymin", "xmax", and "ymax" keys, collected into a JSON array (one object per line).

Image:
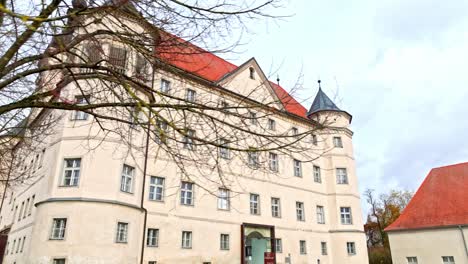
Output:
[{"xmin": 307, "ymin": 80, "xmax": 341, "ymax": 115}]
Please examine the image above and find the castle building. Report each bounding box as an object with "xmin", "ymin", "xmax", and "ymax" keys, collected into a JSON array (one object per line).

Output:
[
  {"xmin": 386, "ymin": 162, "xmax": 468, "ymax": 264},
  {"xmin": 0, "ymin": 4, "xmax": 368, "ymax": 264}
]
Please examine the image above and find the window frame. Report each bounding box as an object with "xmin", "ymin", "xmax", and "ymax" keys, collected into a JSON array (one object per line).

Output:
[
  {"xmin": 160, "ymin": 79, "xmax": 171, "ymax": 94},
  {"xmin": 271, "ymin": 197, "xmax": 281, "ymax": 218},
  {"xmin": 296, "ymin": 201, "xmax": 305, "ymax": 221},
  {"xmin": 247, "ymin": 148, "xmax": 259, "ymax": 168},
  {"xmin": 149, "ymin": 176, "xmax": 165, "ymax": 202},
  {"xmin": 267, "ymin": 118, "xmax": 276, "ymax": 131},
  {"xmin": 146, "ymin": 228, "xmax": 159, "ymax": 247},
  {"xmin": 346, "ymin": 242, "xmax": 356, "ymax": 255},
  {"xmin": 250, "ymin": 193, "xmax": 260, "ymax": 215},
  {"xmin": 299, "ymin": 240, "xmax": 307, "ymax": 255},
  {"xmin": 275, "ymin": 238, "xmax": 282, "ymax": 253},
  {"xmin": 321, "ymin": 241, "xmax": 328, "ymax": 255},
  {"xmin": 442, "ymin": 256, "xmax": 455, "ymax": 264},
  {"xmin": 180, "ymin": 181, "xmax": 194, "ymax": 206},
  {"xmin": 336, "ymin": 168, "xmax": 349, "ymax": 184},
  {"xmin": 340, "ymin": 207, "xmax": 353, "ymax": 225},
  {"xmin": 217, "ymin": 188, "xmax": 230, "ymax": 210},
  {"xmin": 181, "ymin": 231, "xmax": 192, "ymax": 249},
  {"xmin": 186, "ymin": 88, "xmax": 196, "ymax": 102},
  {"xmin": 293, "ymin": 159, "xmax": 302, "ymax": 177},
  {"xmin": 313, "ymin": 165, "xmax": 322, "ymax": 183},
  {"xmin": 50, "ymin": 218, "xmax": 67, "ymax": 240},
  {"xmin": 120, "ymin": 164, "xmax": 135, "ymax": 193},
  {"xmin": 220, "ymin": 233, "xmax": 230, "ymax": 250},
  {"xmin": 333, "ymin": 136, "xmax": 343, "ymax": 148},
  {"xmin": 406, "ymin": 257, "xmax": 418, "ymax": 264},
  {"xmin": 268, "ymin": 152, "xmax": 279, "ymax": 172},
  {"xmin": 317, "ymin": 205, "xmax": 325, "ymax": 224},
  {"xmin": 72, "ymin": 95, "xmax": 90, "ymax": 121},
  {"xmin": 183, "ymin": 129, "xmax": 196, "ymax": 150},
  {"xmin": 219, "ymin": 139, "xmax": 230, "ymax": 159},
  {"xmin": 116, "ymin": 222, "xmax": 129, "ymax": 243},
  {"xmin": 61, "ymin": 158, "xmax": 81, "ymax": 187}
]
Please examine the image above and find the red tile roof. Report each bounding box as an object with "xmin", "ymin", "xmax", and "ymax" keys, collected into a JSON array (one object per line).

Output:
[
  {"xmin": 385, "ymin": 162, "xmax": 468, "ymax": 231},
  {"xmin": 156, "ymin": 32, "xmax": 308, "ymax": 118}
]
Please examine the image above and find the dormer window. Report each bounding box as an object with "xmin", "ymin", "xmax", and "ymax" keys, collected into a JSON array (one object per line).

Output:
[{"xmin": 249, "ymin": 67, "xmax": 255, "ymax": 79}]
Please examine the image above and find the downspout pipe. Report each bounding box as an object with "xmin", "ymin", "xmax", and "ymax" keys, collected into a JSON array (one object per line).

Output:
[{"xmin": 459, "ymin": 225, "xmax": 468, "ymax": 258}]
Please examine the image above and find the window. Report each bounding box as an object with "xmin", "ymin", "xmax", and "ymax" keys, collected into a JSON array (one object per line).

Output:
[
  {"xmin": 247, "ymin": 148, "xmax": 259, "ymax": 168},
  {"xmin": 120, "ymin": 164, "xmax": 134, "ymax": 193},
  {"xmin": 321, "ymin": 242, "xmax": 327, "ymax": 255},
  {"xmin": 186, "ymin": 89, "xmax": 196, "ymax": 102},
  {"xmin": 220, "ymin": 234, "xmax": 229, "ymax": 250},
  {"xmin": 315, "ymin": 205, "xmax": 325, "ymax": 224},
  {"xmin": 313, "ymin": 165, "xmax": 321, "ymax": 183},
  {"xmin": 340, "ymin": 207, "xmax": 352, "ymax": 224},
  {"xmin": 160, "ymin": 79, "xmax": 171, "ymax": 94},
  {"xmin": 249, "ymin": 67, "xmax": 255, "ymax": 79},
  {"xmin": 53, "ymin": 259, "xmax": 66, "ymax": 264},
  {"xmin": 267, "ymin": 119, "xmax": 276, "ymax": 130},
  {"xmin": 50, "ymin": 218, "xmax": 67, "ymax": 240},
  {"xmin": 11, "ymin": 240, "xmax": 15, "ymax": 255},
  {"xmin": 296, "ymin": 202, "xmax": 305, "ymax": 221},
  {"xmin": 20, "ymin": 236, "xmax": 25, "ymax": 253},
  {"xmin": 347, "ymin": 242, "xmax": 356, "ymax": 255},
  {"xmin": 271, "ymin": 197, "xmax": 281, "ymax": 218},
  {"xmin": 181, "ymin": 231, "xmax": 192, "ymax": 249},
  {"xmin": 147, "ymin": 228, "xmax": 159, "ymax": 247},
  {"xmin": 291, "ymin": 127, "xmax": 298, "ymax": 136},
  {"xmin": 250, "ymin": 193, "xmax": 260, "ymax": 215},
  {"xmin": 217, "ymin": 188, "xmax": 230, "ymax": 210},
  {"xmin": 248, "ymin": 111, "xmax": 257, "ymax": 125},
  {"xmin": 155, "ymin": 119, "xmax": 168, "ymax": 144},
  {"xmin": 28, "ymin": 195, "xmax": 35, "ymax": 216},
  {"xmin": 406, "ymin": 257, "xmax": 418, "ymax": 264},
  {"xmin": 149, "ymin": 176, "xmax": 164, "ymax": 201},
  {"xmin": 108, "ymin": 46, "xmax": 127, "ymax": 74},
  {"xmin": 183, "ymin": 129, "xmax": 195, "ymax": 150},
  {"xmin": 333, "ymin": 136, "xmax": 343, "ymax": 148},
  {"xmin": 181, "ymin": 182, "xmax": 194, "ymax": 205},
  {"xmin": 275, "ymin": 238, "xmax": 282, "ymax": 253},
  {"xmin": 219, "ymin": 139, "xmax": 230, "ymax": 159},
  {"xmin": 116, "ymin": 222, "xmax": 128, "ymax": 243},
  {"xmin": 24, "ymin": 198, "xmax": 30, "ymax": 219},
  {"xmin": 13, "ymin": 206, "xmax": 17, "ymax": 222},
  {"xmin": 39, "ymin": 149, "xmax": 45, "ymax": 168},
  {"xmin": 300, "ymin": 240, "xmax": 307, "ymax": 254},
  {"xmin": 73, "ymin": 95, "xmax": 89, "ymax": 120},
  {"xmin": 134, "ymin": 54, "xmax": 149, "ymax": 80},
  {"xmin": 18, "ymin": 201, "xmax": 24, "ymax": 222},
  {"xmin": 16, "ymin": 237, "xmax": 20, "ymax": 253},
  {"xmin": 293, "ymin": 159, "xmax": 302, "ymax": 177},
  {"xmin": 84, "ymin": 43, "xmax": 102, "ymax": 66},
  {"xmin": 129, "ymin": 106, "xmax": 142, "ymax": 126},
  {"xmin": 62, "ymin": 158, "xmax": 81, "ymax": 186},
  {"xmin": 312, "ymin": 134, "xmax": 318, "ymax": 146},
  {"xmin": 220, "ymin": 100, "xmax": 230, "ymax": 113},
  {"xmin": 269, "ymin": 152, "xmax": 279, "ymax": 172},
  {"xmin": 148, "ymin": 262, "xmax": 157, "ymax": 264},
  {"xmin": 5, "ymin": 241, "xmax": 8, "ymax": 255},
  {"xmin": 336, "ymin": 168, "xmax": 348, "ymax": 184},
  {"xmin": 442, "ymin": 256, "xmax": 455, "ymax": 264}
]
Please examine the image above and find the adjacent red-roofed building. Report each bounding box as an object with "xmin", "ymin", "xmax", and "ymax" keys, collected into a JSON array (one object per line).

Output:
[{"xmin": 386, "ymin": 162, "xmax": 468, "ymax": 264}]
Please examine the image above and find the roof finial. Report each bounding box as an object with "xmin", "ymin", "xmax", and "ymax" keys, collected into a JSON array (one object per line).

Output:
[
  {"xmin": 318, "ymin": 79, "xmax": 322, "ymax": 89},
  {"xmin": 277, "ymin": 75, "xmax": 280, "ymax": 85}
]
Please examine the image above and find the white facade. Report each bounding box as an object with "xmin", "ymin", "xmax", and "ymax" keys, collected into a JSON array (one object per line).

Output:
[{"xmin": 0, "ymin": 9, "xmax": 368, "ymax": 264}]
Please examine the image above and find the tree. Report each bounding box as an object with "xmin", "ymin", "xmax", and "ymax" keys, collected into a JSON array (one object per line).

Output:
[
  {"xmin": 364, "ymin": 188, "xmax": 413, "ymax": 264},
  {"xmin": 0, "ymin": 0, "xmax": 342, "ymax": 213}
]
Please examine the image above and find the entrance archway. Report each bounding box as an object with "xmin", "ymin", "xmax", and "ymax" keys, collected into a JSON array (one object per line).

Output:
[{"xmin": 241, "ymin": 223, "xmax": 276, "ymax": 264}]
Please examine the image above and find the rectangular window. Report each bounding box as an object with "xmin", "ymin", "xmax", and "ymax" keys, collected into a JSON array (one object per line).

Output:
[
  {"xmin": 269, "ymin": 152, "xmax": 278, "ymax": 172},
  {"xmin": 336, "ymin": 168, "xmax": 348, "ymax": 184},
  {"xmin": 296, "ymin": 202, "xmax": 305, "ymax": 221},
  {"xmin": 247, "ymin": 148, "xmax": 259, "ymax": 168},
  {"xmin": 219, "ymin": 139, "xmax": 230, "ymax": 159},
  {"xmin": 20, "ymin": 236, "xmax": 25, "ymax": 253},
  {"xmin": 340, "ymin": 207, "xmax": 352, "ymax": 224},
  {"xmin": 217, "ymin": 188, "xmax": 230, "ymax": 210},
  {"xmin": 155, "ymin": 119, "xmax": 168, "ymax": 144},
  {"xmin": 183, "ymin": 129, "xmax": 195, "ymax": 150},
  {"xmin": 271, "ymin": 197, "xmax": 281, "ymax": 218},
  {"xmin": 267, "ymin": 118, "xmax": 276, "ymax": 130},
  {"xmin": 220, "ymin": 100, "xmax": 230, "ymax": 112},
  {"xmin": 147, "ymin": 228, "xmax": 159, "ymax": 247},
  {"xmin": 186, "ymin": 89, "xmax": 196, "ymax": 102},
  {"xmin": 181, "ymin": 182, "xmax": 194, "ymax": 205},
  {"xmin": 73, "ymin": 95, "xmax": 89, "ymax": 120},
  {"xmin": 108, "ymin": 46, "xmax": 127, "ymax": 74},
  {"xmin": 312, "ymin": 134, "xmax": 318, "ymax": 146},
  {"xmin": 18, "ymin": 201, "xmax": 24, "ymax": 222},
  {"xmin": 300, "ymin": 240, "xmax": 307, "ymax": 254},
  {"xmin": 16, "ymin": 237, "xmax": 21, "ymax": 253},
  {"xmin": 317, "ymin": 205, "xmax": 325, "ymax": 224},
  {"xmin": 116, "ymin": 222, "xmax": 128, "ymax": 243},
  {"xmin": 149, "ymin": 176, "xmax": 164, "ymax": 201},
  {"xmin": 120, "ymin": 164, "xmax": 134, "ymax": 193},
  {"xmin": 347, "ymin": 242, "xmax": 356, "ymax": 255},
  {"xmin": 220, "ymin": 234, "xmax": 229, "ymax": 250},
  {"xmin": 275, "ymin": 238, "xmax": 282, "ymax": 253},
  {"xmin": 181, "ymin": 231, "xmax": 192, "ymax": 249},
  {"xmin": 23, "ymin": 198, "xmax": 30, "ymax": 219},
  {"xmin": 13, "ymin": 206, "xmax": 17, "ymax": 222},
  {"xmin": 53, "ymin": 259, "xmax": 66, "ymax": 264},
  {"xmin": 28, "ymin": 195, "xmax": 35, "ymax": 216},
  {"xmin": 249, "ymin": 111, "xmax": 257, "ymax": 125},
  {"xmin": 293, "ymin": 159, "xmax": 302, "ymax": 177},
  {"xmin": 11, "ymin": 240, "xmax": 15, "ymax": 255},
  {"xmin": 50, "ymin": 218, "xmax": 67, "ymax": 240},
  {"xmin": 134, "ymin": 54, "xmax": 149, "ymax": 80},
  {"xmin": 85, "ymin": 43, "xmax": 102, "ymax": 64},
  {"xmin": 321, "ymin": 241, "xmax": 327, "ymax": 255},
  {"xmin": 62, "ymin": 158, "xmax": 81, "ymax": 186},
  {"xmin": 250, "ymin": 193, "xmax": 260, "ymax": 215},
  {"xmin": 442, "ymin": 256, "xmax": 455, "ymax": 264},
  {"xmin": 160, "ymin": 79, "xmax": 171, "ymax": 94},
  {"xmin": 333, "ymin": 136, "xmax": 343, "ymax": 148},
  {"xmin": 313, "ymin": 165, "xmax": 321, "ymax": 183},
  {"xmin": 406, "ymin": 257, "xmax": 418, "ymax": 264},
  {"xmin": 291, "ymin": 127, "xmax": 298, "ymax": 135}
]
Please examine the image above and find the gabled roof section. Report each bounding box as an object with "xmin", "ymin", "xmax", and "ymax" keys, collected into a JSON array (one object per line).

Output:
[
  {"xmin": 307, "ymin": 83, "xmax": 341, "ymax": 116},
  {"xmin": 385, "ymin": 162, "xmax": 468, "ymax": 232},
  {"xmin": 155, "ymin": 31, "xmax": 307, "ymax": 118}
]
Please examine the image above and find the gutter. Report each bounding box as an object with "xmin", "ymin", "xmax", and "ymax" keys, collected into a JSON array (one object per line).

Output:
[{"xmin": 459, "ymin": 225, "xmax": 468, "ymax": 258}]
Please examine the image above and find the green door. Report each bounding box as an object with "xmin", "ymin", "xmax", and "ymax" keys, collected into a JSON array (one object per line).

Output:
[{"xmin": 251, "ymin": 238, "xmax": 268, "ymax": 264}]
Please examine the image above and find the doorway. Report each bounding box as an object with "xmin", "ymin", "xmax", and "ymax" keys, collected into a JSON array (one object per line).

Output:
[{"xmin": 241, "ymin": 223, "xmax": 276, "ymax": 264}]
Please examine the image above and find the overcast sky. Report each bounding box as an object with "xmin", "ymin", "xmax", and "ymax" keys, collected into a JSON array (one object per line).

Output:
[{"xmin": 229, "ymin": 0, "xmax": 468, "ymax": 204}]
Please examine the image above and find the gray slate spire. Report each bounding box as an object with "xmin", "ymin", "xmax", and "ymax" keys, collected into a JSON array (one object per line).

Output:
[{"xmin": 307, "ymin": 80, "xmax": 341, "ymax": 116}]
